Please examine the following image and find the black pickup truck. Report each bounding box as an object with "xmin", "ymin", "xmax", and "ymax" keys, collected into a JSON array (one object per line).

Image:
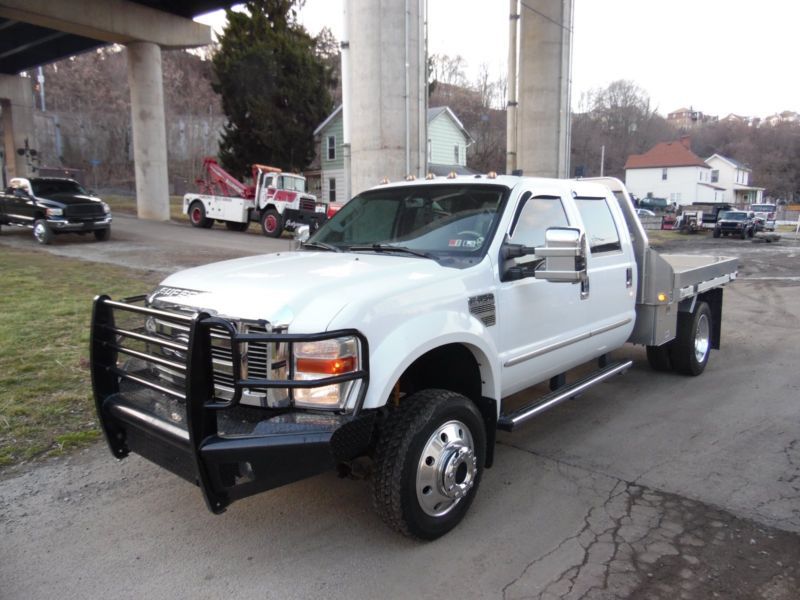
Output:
[
  {"xmin": 0, "ymin": 177, "xmax": 112, "ymax": 244},
  {"xmin": 712, "ymin": 210, "xmax": 759, "ymax": 239}
]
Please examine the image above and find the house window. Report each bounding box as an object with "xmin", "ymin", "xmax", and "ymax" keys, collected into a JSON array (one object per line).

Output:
[
  {"xmin": 427, "ymin": 139, "xmax": 432, "ymax": 161},
  {"xmin": 327, "ymin": 135, "xmax": 336, "ymax": 161},
  {"xmin": 454, "ymin": 145, "xmax": 459, "ymax": 164},
  {"xmin": 711, "ymin": 169, "xmax": 719, "ymax": 183},
  {"xmin": 329, "ymin": 178, "xmax": 336, "ymax": 203},
  {"xmin": 662, "ymin": 168, "xmax": 668, "ymax": 180}
]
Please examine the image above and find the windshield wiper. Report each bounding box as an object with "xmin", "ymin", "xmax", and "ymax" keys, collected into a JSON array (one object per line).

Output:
[
  {"xmin": 302, "ymin": 241, "xmax": 341, "ymax": 252},
  {"xmin": 348, "ymin": 244, "xmax": 435, "ymax": 260}
]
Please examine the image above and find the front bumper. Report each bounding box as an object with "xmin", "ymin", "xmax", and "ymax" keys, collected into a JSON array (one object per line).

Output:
[
  {"xmin": 48, "ymin": 216, "xmax": 111, "ymax": 231},
  {"xmin": 283, "ymin": 207, "xmax": 328, "ymax": 231},
  {"xmin": 90, "ymin": 295, "xmax": 371, "ymax": 513}
]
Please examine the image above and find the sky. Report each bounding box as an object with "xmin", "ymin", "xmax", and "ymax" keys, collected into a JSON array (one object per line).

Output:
[{"xmin": 196, "ymin": 0, "xmax": 799, "ymax": 118}]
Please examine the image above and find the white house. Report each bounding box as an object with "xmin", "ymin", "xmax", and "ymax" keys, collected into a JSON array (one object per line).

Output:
[
  {"xmin": 312, "ymin": 105, "xmax": 473, "ymax": 204},
  {"xmin": 705, "ymin": 154, "xmax": 764, "ymax": 205},
  {"xmin": 624, "ymin": 137, "xmax": 724, "ymax": 206}
]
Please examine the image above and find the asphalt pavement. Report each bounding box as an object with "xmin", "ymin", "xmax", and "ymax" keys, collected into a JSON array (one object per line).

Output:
[{"xmin": 1, "ymin": 217, "xmax": 798, "ymax": 599}]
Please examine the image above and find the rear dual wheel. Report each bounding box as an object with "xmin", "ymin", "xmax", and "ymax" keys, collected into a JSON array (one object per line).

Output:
[
  {"xmin": 646, "ymin": 301, "xmax": 712, "ymax": 376},
  {"xmin": 189, "ymin": 201, "xmax": 213, "ymax": 228},
  {"xmin": 372, "ymin": 389, "xmax": 485, "ymax": 540}
]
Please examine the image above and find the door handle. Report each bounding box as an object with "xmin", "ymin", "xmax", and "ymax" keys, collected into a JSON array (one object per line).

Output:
[{"xmin": 625, "ymin": 267, "xmax": 633, "ymax": 288}]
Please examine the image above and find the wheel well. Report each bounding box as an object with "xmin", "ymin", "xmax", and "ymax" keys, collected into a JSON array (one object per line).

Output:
[{"xmin": 396, "ymin": 344, "xmax": 497, "ymax": 467}]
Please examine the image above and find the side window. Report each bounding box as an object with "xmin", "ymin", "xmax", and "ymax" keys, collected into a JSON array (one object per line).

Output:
[
  {"xmin": 575, "ymin": 197, "xmax": 621, "ymax": 254},
  {"xmin": 510, "ymin": 194, "xmax": 569, "ymax": 249}
]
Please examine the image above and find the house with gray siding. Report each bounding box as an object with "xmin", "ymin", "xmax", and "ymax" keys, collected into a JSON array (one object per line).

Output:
[{"xmin": 312, "ymin": 105, "xmax": 473, "ymax": 203}]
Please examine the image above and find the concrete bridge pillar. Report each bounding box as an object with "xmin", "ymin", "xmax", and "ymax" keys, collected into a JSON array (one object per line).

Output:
[
  {"xmin": 512, "ymin": 0, "xmax": 574, "ymax": 178},
  {"xmin": 0, "ymin": 75, "xmax": 36, "ymax": 185},
  {"xmin": 347, "ymin": 0, "xmax": 426, "ymax": 196},
  {"xmin": 126, "ymin": 41, "xmax": 170, "ymax": 221}
]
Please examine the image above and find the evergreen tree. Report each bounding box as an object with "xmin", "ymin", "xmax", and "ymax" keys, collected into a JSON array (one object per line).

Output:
[{"xmin": 212, "ymin": 0, "xmax": 333, "ymax": 177}]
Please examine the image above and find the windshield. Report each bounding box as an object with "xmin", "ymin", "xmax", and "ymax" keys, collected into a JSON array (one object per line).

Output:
[
  {"xmin": 280, "ymin": 175, "xmax": 306, "ymax": 193},
  {"xmin": 308, "ymin": 184, "xmax": 508, "ymax": 266},
  {"xmin": 31, "ymin": 179, "xmax": 87, "ymax": 196},
  {"xmin": 720, "ymin": 211, "xmax": 746, "ymax": 221}
]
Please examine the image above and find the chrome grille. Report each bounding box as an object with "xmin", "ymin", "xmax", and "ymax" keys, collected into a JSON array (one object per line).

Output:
[
  {"xmin": 299, "ymin": 197, "xmax": 316, "ymax": 212},
  {"xmin": 149, "ymin": 316, "xmax": 288, "ymax": 408}
]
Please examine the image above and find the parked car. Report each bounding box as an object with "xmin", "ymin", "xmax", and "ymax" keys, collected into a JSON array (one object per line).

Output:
[
  {"xmin": 638, "ymin": 196, "xmax": 669, "ymax": 212},
  {"xmin": 636, "ymin": 208, "xmax": 656, "ymax": 217},
  {"xmin": 749, "ymin": 203, "xmax": 777, "ymax": 231},
  {"xmin": 713, "ymin": 210, "xmax": 758, "ymax": 239},
  {"xmin": 0, "ymin": 177, "xmax": 111, "ymax": 244}
]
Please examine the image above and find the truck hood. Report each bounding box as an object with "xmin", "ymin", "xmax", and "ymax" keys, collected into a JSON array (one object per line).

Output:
[
  {"xmin": 36, "ymin": 193, "xmax": 102, "ymax": 206},
  {"xmin": 154, "ymin": 252, "xmax": 462, "ymax": 331}
]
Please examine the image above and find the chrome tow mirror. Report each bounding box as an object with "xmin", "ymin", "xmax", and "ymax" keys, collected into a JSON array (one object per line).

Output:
[
  {"xmin": 534, "ymin": 227, "xmax": 588, "ymax": 285},
  {"xmin": 291, "ymin": 225, "xmax": 311, "ymax": 250}
]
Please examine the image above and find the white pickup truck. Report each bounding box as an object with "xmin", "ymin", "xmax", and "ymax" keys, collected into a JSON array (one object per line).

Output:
[{"xmin": 90, "ymin": 175, "xmax": 737, "ymax": 539}]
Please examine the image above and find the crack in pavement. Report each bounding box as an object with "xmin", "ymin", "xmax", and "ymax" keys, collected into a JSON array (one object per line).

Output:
[{"xmin": 498, "ymin": 441, "xmax": 800, "ymax": 599}]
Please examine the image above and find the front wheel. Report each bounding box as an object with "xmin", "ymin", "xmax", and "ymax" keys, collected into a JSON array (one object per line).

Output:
[
  {"xmin": 669, "ymin": 301, "xmax": 712, "ymax": 376},
  {"xmin": 260, "ymin": 208, "xmax": 283, "ymax": 238},
  {"xmin": 712, "ymin": 229, "xmax": 721, "ymax": 238},
  {"xmin": 33, "ymin": 220, "xmax": 53, "ymax": 245},
  {"xmin": 372, "ymin": 389, "xmax": 486, "ymax": 540},
  {"xmin": 94, "ymin": 227, "xmax": 110, "ymax": 241}
]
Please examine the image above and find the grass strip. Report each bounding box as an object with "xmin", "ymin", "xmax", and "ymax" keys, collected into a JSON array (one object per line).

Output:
[{"xmin": 0, "ymin": 248, "xmax": 160, "ymax": 468}]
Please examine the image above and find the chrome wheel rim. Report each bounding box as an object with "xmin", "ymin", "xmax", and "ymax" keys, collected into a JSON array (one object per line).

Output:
[
  {"xmin": 191, "ymin": 208, "xmax": 201, "ymax": 223},
  {"xmin": 694, "ymin": 313, "xmax": 710, "ymax": 363},
  {"xmin": 416, "ymin": 420, "xmax": 477, "ymax": 517},
  {"xmin": 34, "ymin": 222, "xmax": 47, "ymax": 243}
]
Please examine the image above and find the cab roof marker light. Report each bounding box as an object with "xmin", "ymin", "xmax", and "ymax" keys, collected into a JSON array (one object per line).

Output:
[
  {"xmin": 447, "ymin": 171, "xmax": 457, "ymax": 179},
  {"xmin": 380, "ymin": 177, "xmax": 390, "ymax": 185},
  {"xmin": 405, "ymin": 174, "xmax": 416, "ymax": 181},
  {"xmin": 487, "ymin": 171, "xmax": 497, "ymax": 179}
]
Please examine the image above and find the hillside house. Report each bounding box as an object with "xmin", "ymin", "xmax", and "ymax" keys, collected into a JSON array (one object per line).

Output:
[{"xmin": 311, "ymin": 105, "xmax": 473, "ymax": 204}]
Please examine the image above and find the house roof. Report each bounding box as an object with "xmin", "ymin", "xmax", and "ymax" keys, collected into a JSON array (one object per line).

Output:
[
  {"xmin": 313, "ymin": 105, "xmax": 343, "ymax": 136},
  {"xmin": 706, "ymin": 153, "xmax": 750, "ymax": 171},
  {"xmin": 698, "ymin": 182, "xmax": 726, "ymax": 191},
  {"xmin": 624, "ymin": 140, "xmax": 708, "ymax": 170}
]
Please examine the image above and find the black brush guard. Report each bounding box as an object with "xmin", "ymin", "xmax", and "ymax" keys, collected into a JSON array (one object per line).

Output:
[{"xmin": 90, "ymin": 295, "xmax": 372, "ymax": 514}]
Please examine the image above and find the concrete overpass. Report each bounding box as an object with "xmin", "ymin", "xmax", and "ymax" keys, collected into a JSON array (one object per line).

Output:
[
  {"xmin": 0, "ymin": 0, "xmax": 228, "ymax": 219},
  {"xmin": 0, "ymin": 0, "xmax": 574, "ymax": 218}
]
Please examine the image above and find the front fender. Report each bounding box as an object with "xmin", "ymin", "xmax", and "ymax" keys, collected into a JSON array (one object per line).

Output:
[{"xmin": 359, "ymin": 309, "xmax": 500, "ymax": 411}]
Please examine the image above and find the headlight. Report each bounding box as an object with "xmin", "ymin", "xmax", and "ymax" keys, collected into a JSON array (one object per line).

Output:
[
  {"xmin": 102, "ymin": 202, "xmax": 111, "ymax": 214},
  {"xmin": 46, "ymin": 207, "xmax": 63, "ymax": 217},
  {"xmin": 293, "ymin": 336, "xmax": 359, "ymax": 409}
]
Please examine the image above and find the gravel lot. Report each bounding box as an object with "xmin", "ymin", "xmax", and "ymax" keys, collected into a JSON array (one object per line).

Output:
[{"xmin": 1, "ymin": 217, "xmax": 798, "ymax": 599}]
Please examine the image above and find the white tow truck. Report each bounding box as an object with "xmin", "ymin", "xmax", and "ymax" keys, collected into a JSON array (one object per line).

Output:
[
  {"xmin": 183, "ymin": 158, "xmax": 328, "ymax": 237},
  {"xmin": 91, "ymin": 175, "xmax": 737, "ymax": 539}
]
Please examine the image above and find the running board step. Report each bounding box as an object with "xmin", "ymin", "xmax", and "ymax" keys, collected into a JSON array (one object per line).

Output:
[{"xmin": 497, "ymin": 360, "xmax": 633, "ymax": 432}]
